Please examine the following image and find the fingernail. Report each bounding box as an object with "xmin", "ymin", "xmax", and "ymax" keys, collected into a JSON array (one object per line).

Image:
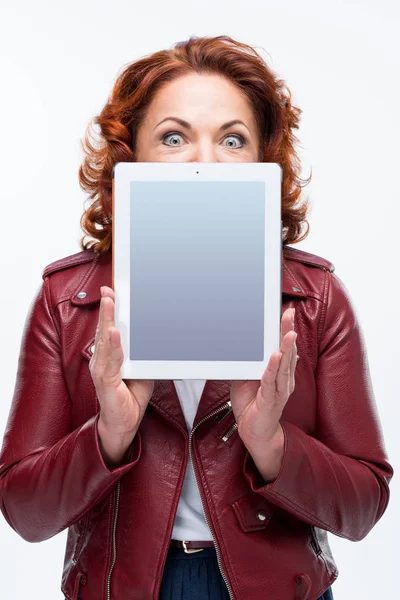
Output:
[
  {"xmin": 291, "ymin": 308, "xmax": 295, "ymax": 323},
  {"xmin": 100, "ymin": 286, "xmax": 104, "ymax": 297}
]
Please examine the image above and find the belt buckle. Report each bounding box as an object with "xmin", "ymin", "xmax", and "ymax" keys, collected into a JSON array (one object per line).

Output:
[{"xmin": 182, "ymin": 540, "xmax": 204, "ymax": 554}]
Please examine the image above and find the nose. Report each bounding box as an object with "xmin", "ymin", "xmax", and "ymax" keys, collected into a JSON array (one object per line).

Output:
[{"xmin": 191, "ymin": 140, "xmax": 218, "ymax": 163}]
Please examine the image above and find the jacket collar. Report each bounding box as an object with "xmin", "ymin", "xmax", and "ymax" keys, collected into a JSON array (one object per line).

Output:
[{"xmin": 70, "ymin": 247, "xmax": 307, "ymax": 307}]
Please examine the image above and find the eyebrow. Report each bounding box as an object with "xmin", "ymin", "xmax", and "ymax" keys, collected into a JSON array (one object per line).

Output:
[{"xmin": 154, "ymin": 116, "xmax": 250, "ymax": 133}]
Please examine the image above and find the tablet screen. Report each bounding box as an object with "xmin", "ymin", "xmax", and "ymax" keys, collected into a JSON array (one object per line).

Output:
[{"xmin": 129, "ymin": 181, "xmax": 266, "ymax": 362}]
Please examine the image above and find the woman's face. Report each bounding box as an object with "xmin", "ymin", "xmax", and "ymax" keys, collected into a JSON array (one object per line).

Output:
[{"xmin": 134, "ymin": 73, "xmax": 261, "ymax": 162}]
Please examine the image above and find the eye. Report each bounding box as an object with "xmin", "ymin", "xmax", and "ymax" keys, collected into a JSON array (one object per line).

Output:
[
  {"xmin": 162, "ymin": 132, "xmax": 184, "ymax": 147},
  {"xmin": 222, "ymin": 134, "xmax": 245, "ymax": 149}
]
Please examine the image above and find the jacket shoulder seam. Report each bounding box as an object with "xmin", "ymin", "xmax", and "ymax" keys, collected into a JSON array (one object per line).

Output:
[
  {"xmin": 317, "ymin": 269, "xmax": 332, "ymax": 348},
  {"xmin": 41, "ymin": 250, "xmax": 97, "ymax": 280},
  {"xmin": 43, "ymin": 276, "xmax": 62, "ymax": 347},
  {"xmin": 283, "ymin": 259, "xmax": 324, "ymax": 302},
  {"xmin": 283, "ymin": 246, "xmax": 335, "ymax": 273}
]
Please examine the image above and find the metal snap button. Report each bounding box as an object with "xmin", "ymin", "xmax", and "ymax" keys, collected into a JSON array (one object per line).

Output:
[
  {"xmin": 76, "ymin": 291, "xmax": 87, "ymax": 299},
  {"xmin": 256, "ymin": 510, "xmax": 267, "ymax": 521}
]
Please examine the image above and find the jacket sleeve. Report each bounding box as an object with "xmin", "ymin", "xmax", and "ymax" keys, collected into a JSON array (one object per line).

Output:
[
  {"xmin": 243, "ymin": 269, "xmax": 394, "ymax": 542},
  {"xmin": 0, "ymin": 276, "xmax": 142, "ymax": 543}
]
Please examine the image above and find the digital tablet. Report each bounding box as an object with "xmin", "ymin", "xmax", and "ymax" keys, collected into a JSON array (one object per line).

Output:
[{"xmin": 112, "ymin": 161, "xmax": 282, "ymax": 380}]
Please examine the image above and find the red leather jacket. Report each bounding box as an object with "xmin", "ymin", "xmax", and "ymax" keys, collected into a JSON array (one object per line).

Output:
[{"xmin": 0, "ymin": 245, "xmax": 393, "ymax": 600}]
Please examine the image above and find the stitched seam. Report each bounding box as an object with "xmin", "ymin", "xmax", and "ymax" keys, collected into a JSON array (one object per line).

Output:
[
  {"xmin": 69, "ymin": 479, "xmax": 121, "ymax": 527},
  {"xmin": 42, "ymin": 250, "xmax": 95, "ymax": 278},
  {"xmin": 318, "ymin": 547, "xmax": 330, "ymax": 582},
  {"xmin": 44, "ymin": 276, "xmax": 62, "ymax": 341},
  {"xmin": 44, "ymin": 253, "xmax": 101, "ymax": 308},
  {"xmin": 194, "ymin": 442, "xmax": 240, "ymax": 593},
  {"xmin": 149, "ymin": 403, "xmax": 187, "ymax": 435},
  {"xmin": 43, "ymin": 276, "xmax": 73, "ymax": 406},
  {"xmin": 55, "ymin": 296, "xmax": 79, "ymax": 307},
  {"xmin": 307, "ymin": 571, "xmax": 338, "ymax": 600},
  {"xmin": 283, "ymin": 261, "xmax": 324, "ymax": 301},
  {"xmin": 232, "ymin": 502, "xmax": 249, "ymax": 531},
  {"xmin": 72, "ymin": 512, "xmax": 91, "ymax": 563},
  {"xmin": 283, "ymin": 247, "xmax": 334, "ymax": 271},
  {"xmin": 283, "ymin": 261, "xmax": 305, "ymax": 292},
  {"xmin": 72, "ymin": 253, "xmax": 101, "ymax": 296},
  {"xmin": 152, "ymin": 438, "xmax": 189, "ymax": 598},
  {"xmin": 308, "ymin": 561, "xmax": 339, "ymax": 600},
  {"xmin": 102, "ymin": 489, "xmax": 114, "ymax": 599},
  {"xmin": 266, "ymin": 489, "xmax": 351, "ymax": 539},
  {"xmin": 232, "ymin": 502, "xmax": 268, "ymax": 532},
  {"xmin": 317, "ymin": 269, "xmax": 330, "ymax": 350},
  {"xmin": 233, "ymin": 490, "xmax": 253, "ymax": 504},
  {"xmin": 284, "ymin": 289, "xmax": 321, "ymax": 299},
  {"xmin": 71, "ymin": 420, "xmax": 133, "ymax": 525}
]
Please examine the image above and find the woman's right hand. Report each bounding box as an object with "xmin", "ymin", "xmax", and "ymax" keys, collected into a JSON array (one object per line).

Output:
[{"xmin": 89, "ymin": 285, "xmax": 154, "ymax": 440}]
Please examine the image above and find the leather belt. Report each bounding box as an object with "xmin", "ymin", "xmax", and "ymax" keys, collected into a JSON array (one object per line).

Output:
[{"xmin": 170, "ymin": 539, "xmax": 215, "ymax": 554}]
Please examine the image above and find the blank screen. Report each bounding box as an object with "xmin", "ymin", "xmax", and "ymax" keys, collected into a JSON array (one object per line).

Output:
[{"xmin": 129, "ymin": 181, "xmax": 265, "ymax": 361}]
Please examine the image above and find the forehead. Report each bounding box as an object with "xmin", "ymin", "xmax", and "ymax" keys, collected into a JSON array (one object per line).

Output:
[{"xmin": 145, "ymin": 73, "xmax": 256, "ymax": 122}]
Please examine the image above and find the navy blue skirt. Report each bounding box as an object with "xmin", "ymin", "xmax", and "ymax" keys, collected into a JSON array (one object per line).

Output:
[{"xmin": 159, "ymin": 545, "xmax": 335, "ymax": 600}]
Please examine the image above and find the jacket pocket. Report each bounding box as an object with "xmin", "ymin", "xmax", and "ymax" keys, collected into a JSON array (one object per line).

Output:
[
  {"xmin": 309, "ymin": 525, "xmax": 322, "ymax": 555},
  {"xmin": 72, "ymin": 511, "xmax": 91, "ymax": 565},
  {"xmin": 231, "ymin": 492, "xmax": 273, "ymax": 532}
]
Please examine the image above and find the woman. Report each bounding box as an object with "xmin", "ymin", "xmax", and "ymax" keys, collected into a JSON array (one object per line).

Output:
[{"xmin": 0, "ymin": 35, "xmax": 393, "ymax": 600}]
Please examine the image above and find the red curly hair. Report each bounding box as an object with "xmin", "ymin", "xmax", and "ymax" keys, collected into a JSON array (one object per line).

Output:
[{"xmin": 79, "ymin": 35, "xmax": 311, "ymax": 254}]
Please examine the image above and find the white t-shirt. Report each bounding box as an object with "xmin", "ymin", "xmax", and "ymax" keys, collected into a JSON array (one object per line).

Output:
[{"xmin": 171, "ymin": 379, "xmax": 214, "ymax": 541}]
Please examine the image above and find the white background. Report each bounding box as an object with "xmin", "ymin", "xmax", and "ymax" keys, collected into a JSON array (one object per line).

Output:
[{"xmin": 0, "ymin": 1, "xmax": 399, "ymax": 598}]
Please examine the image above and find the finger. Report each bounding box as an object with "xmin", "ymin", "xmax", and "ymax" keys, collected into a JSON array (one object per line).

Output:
[
  {"xmin": 260, "ymin": 351, "xmax": 282, "ymax": 397},
  {"xmin": 101, "ymin": 285, "xmax": 115, "ymax": 300},
  {"xmin": 91, "ymin": 287, "xmax": 115, "ymax": 358},
  {"xmin": 92, "ymin": 295, "xmax": 115, "ymax": 370},
  {"xmin": 91, "ymin": 293, "xmax": 105, "ymax": 364},
  {"xmin": 102, "ymin": 293, "xmax": 115, "ymax": 335},
  {"xmin": 280, "ymin": 307, "xmax": 295, "ymax": 346},
  {"xmin": 288, "ymin": 333, "xmax": 298, "ymax": 394},
  {"xmin": 276, "ymin": 331, "xmax": 297, "ymax": 396},
  {"xmin": 103, "ymin": 326, "xmax": 124, "ymax": 381},
  {"xmin": 92, "ymin": 299, "xmax": 111, "ymax": 370}
]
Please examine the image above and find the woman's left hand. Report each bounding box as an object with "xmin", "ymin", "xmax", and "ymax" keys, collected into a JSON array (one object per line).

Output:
[{"xmin": 230, "ymin": 307, "xmax": 297, "ymax": 449}]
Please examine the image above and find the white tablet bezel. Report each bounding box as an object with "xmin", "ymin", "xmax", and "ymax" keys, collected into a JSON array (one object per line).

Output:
[{"xmin": 112, "ymin": 161, "xmax": 282, "ymax": 380}]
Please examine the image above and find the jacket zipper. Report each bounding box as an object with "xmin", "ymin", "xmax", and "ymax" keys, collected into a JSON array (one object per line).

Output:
[
  {"xmin": 189, "ymin": 400, "xmax": 235, "ymax": 600},
  {"xmin": 219, "ymin": 401, "xmax": 238, "ymax": 442},
  {"xmin": 309, "ymin": 525, "xmax": 322, "ymax": 555},
  {"xmin": 221, "ymin": 421, "xmax": 238, "ymax": 442},
  {"xmin": 72, "ymin": 512, "xmax": 91, "ymax": 565},
  {"xmin": 106, "ymin": 479, "xmax": 121, "ymax": 600}
]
